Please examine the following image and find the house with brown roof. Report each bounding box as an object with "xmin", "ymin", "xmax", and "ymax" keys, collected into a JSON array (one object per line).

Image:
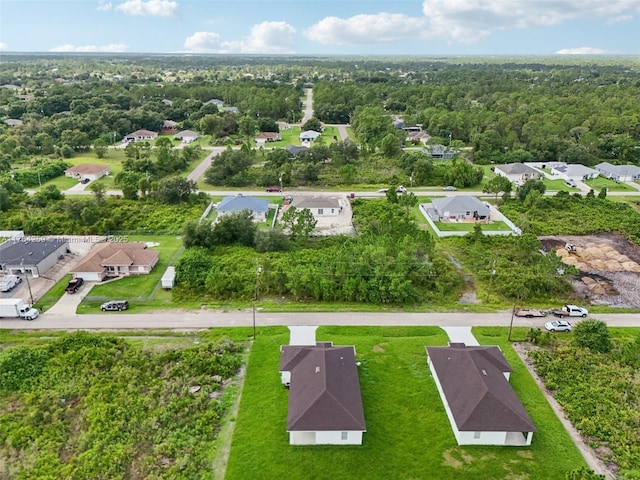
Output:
[
  {"xmin": 426, "ymin": 343, "xmax": 536, "ymax": 446},
  {"xmin": 407, "ymin": 131, "xmax": 431, "ymax": 145},
  {"xmin": 123, "ymin": 129, "xmax": 158, "ymax": 143},
  {"xmin": 161, "ymin": 120, "xmax": 178, "ymax": 133},
  {"xmin": 70, "ymin": 242, "xmax": 159, "ymax": 282},
  {"xmin": 255, "ymin": 132, "xmax": 282, "ymax": 145},
  {"xmin": 64, "ymin": 164, "xmax": 110, "ymax": 182},
  {"xmin": 279, "ymin": 334, "xmax": 366, "ymax": 445}
]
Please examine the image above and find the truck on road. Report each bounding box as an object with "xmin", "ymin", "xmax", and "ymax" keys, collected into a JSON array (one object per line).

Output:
[
  {"xmin": 549, "ymin": 304, "xmax": 588, "ymax": 318},
  {"xmin": 0, "ymin": 299, "xmax": 39, "ymax": 320}
]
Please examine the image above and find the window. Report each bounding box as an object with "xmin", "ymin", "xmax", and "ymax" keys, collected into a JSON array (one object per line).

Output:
[
  {"xmin": 318, "ymin": 208, "xmax": 324, "ymax": 215},
  {"xmin": 331, "ymin": 209, "xmax": 335, "ymax": 213},
  {"xmin": 341, "ymin": 432, "xmax": 348, "ymax": 441},
  {"xmin": 474, "ymin": 431, "xmax": 481, "ymax": 439}
]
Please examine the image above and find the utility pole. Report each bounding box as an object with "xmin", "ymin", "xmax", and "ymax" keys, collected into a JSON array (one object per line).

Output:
[
  {"xmin": 20, "ymin": 260, "xmax": 34, "ymax": 305},
  {"xmin": 252, "ymin": 259, "xmax": 262, "ymax": 340},
  {"xmin": 508, "ymin": 303, "xmax": 516, "ymax": 341}
]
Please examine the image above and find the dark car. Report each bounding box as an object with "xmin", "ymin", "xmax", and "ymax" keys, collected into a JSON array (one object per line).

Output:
[
  {"xmin": 80, "ymin": 178, "xmax": 90, "ymax": 184},
  {"xmin": 265, "ymin": 186, "xmax": 282, "ymax": 192},
  {"xmin": 101, "ymin": 300, "xmax": 129, "ymax": 311},
  {"xmin": 65, "ymin": 277, "xmax": 84, "ymax": 294}
]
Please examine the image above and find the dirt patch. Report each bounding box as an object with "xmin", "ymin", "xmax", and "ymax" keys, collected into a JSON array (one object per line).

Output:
[
  {"xmin": 511, "ymin": 342, "xmax": 616, "ymax": 480},
  {"xmin": 372, "ymin": 344, "xmax": 385, "ymax": 353},
  {"xmin": 442, "ymin": 449, "xmax": 463, "ymax": 469},
  {"xmin": 539, "ymin": 233, "xmax": 640, "ymax": 308}
]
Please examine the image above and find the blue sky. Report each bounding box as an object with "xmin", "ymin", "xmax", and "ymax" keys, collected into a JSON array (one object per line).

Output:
[{"xmin": 1, "ymin": 0, "xmax": 639, "ymax": 55}]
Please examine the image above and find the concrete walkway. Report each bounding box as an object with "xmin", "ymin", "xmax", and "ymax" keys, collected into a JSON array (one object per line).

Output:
[{"xmin": 440, "ymin": 326, "xmax": 479, "ymax": 346}]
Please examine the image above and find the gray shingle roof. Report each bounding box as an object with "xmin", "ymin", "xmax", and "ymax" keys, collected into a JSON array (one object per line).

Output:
[
  {"xmin": 292, "ymin": 196, "xmax": 341, "ymax": 209},
  {"xmin": 427, "ymin": 344, "xmax": 536, "ymax": 433},
  {"xmin": 216, "ymin": 195, "xmax": 268, "ymax": 213},
  {"xmin": 595, "ymin": 162, "xmax": 640, "ymax": 176},
  {"xmin": 281, "ymin": 342, "xmax": 366, "ymax": 432},
  {"xmin": 552, "ymin": 164, "xmax": 598, "ymax": 177},
  {"xmin": 431, "ymin": 196, "xmax": 489, "ymax": 217},
  {"xmin": 496, "ymin": 163, "xmax": 539, "ymax": 175},
  {"xmin": 0, "ymin": 239, "xmax": 67, "ymax": 266}
]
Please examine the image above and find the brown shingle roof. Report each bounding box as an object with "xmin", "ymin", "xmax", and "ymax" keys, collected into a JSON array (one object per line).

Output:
[
  {"xmin": 72, "ymin": 242, "xmax": 158, "ymax": 273},
  {"xmin": 281, "ymin": 342, "xmax": 366, "ymax": 432},
  {"xmin": 426, "ymin": 344, "xmax": 536, "ymax": 433},
  {"xmin": 65, "ymin": 164, "xmax": 110, "ymax": 175}
]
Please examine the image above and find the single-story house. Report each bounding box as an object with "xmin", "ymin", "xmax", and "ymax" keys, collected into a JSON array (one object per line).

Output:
[
  {"xmin": 4, "ymin": 119, "xmax": 23, "ymax": 127},
  {"xmin": 286, "ymin": 145, "xmax": 308, "ymax": 156},
  {"xmin": 300, "ymin": 130, "xmax": 321, "ymax": 143},
  {"xmin": 174, "ymin": 130, "xmax": 199, "ymax": 143},
  {"xmin": 216, "ymin": 194, "xmax": 269, "ymax": 222},
  {"xmin": 70, "ymin": 242, "xmax": 159, "ymax": 282},
  {"xmin": 122, "ymin": 129, "xmax": 158, "ymax": 143},
  {"xmin": 64, "ymin": 164, "xmax": 110, "ymax": 182},
  {"xmin": 494, "ymin": 163, "xmax": 543, "ymax": 185},
  {"xmin": 205, "ymin": 98, "xmax": 224, "ymax": 107},
  {"xmin": 594, "ymin": 162, "xmax": 640, "ymax": 182},
  {"xmin": 426, "ymin": 343, "xmax": 536, "ymax": 446},
  {"xmin": 431, "ymin": 196, "xmax": 490, "ymax": 222},
  {"xmin": 1, "ymin": 84, "xmax": 20, "ymax": 91},
  {"xmin": 407, "ymin": 131, "xmax": 431, "ymax": 145},
  {"xmin": 0, "ymin": 238, "xmax": 68, "ymax": 278},
  {"xmin": 550, "ymin": 164, "xmax": 599, "ymax": 182},
  {"xmin": 161, "ymin": 120, "xmax": 178, "ymax": 133},
  {"xmin": 162, "ymin": 99, "xmax": 173, "ymax": 106},
  {"xmin": 222, "ymin": 106, "xmax": 239, "ymax": 114},
  {"xmin": 255, "ymin": 132, "xmax": 282, "ymax": 145},
  {"xmin": 280, "ymin": 338, "xmax": 366, "ymax": 445},
  {"xmin": 276, "ymin": 121, "xmax": 291, "ymax": 131},
  {"xmin": 17, "ymin": 95, "xmax": 34, "ymax": 101},
  {"xmin": 291, "ymin": 196, "xmax": 342, "ymax": 217},
  {"xmin": 424, "ymin": 144, "xmax": 456, "ymax": 159}
]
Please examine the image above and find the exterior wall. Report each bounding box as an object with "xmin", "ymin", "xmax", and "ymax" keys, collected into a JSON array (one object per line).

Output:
[
  {"xmin": 32, "ymin": 243, "xmax": 68, "ymax": 277},
  {"xmin": 458, "ymin": 430, "xmax": 507, "ymax": 446},
  {"xmin": 289, "ymin": 430, "xmax": 363, "ymax": 445},
  {"xmin": 218, "ymin": 209, "xmax": 267, "ymax": 221},
  {"xmin": 309, "ymin": 207, "xmax": 339, "ymax": 217},
  {"xmin": 428, "ymin": 357, "xmax": 463, "ymax": 444}
]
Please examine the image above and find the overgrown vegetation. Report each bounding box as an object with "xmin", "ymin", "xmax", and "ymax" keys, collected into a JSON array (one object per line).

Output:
[
  {"xmin": 530, "ymin": 327, "xmax": 640, "ymax": 477},
  {"xmin": 0, "ymin": 331, "xmax": 243, "ymax": 479}
]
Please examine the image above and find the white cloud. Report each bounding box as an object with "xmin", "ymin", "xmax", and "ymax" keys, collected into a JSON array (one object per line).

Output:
[
  {"xmin": 305, "ymin": 13, "xmax": 427, "ymax": 45},
  {"xmin": 115, "ymin": 0, "xmax": 177, "ymax": 17},
  {"xmin": 49, "ymin": 43, "xmax": 128, "ymax": 52},
  {"xmin": 0, "ymin": 43, "xmax": 8, "ymax": 51},
  {"xmin": 305, "ymin": 1, "xmax": 640, "ymax": 47},
  {"xmin": 97, "ymin": 1, "xmax": 112, "ymax": 11},
  {"xmin": 556, "ymin": 47, "xmax": 609, "ymax": 54},
  {"xmin": 184, "ymin": 21, "xmax": 296, "ymax": 53}
]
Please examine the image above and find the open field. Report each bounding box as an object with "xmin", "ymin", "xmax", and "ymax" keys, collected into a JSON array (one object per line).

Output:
[{"xmin": 224, "ymin": 326, "xmax": 585, "ymax": 480}]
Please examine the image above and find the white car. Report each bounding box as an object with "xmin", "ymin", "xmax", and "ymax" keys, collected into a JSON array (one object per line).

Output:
[
  {"xmin": 545, "ymin": 320, "xmax": 572, "ymax": 332},
  {"xmin": 442, "ymin": 186, "xmax": 457, "ymax": 191}
]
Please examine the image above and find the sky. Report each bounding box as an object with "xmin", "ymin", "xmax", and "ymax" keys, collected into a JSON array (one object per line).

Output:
[{"xmin": 1, "ymin": 0, "xmax": 640, "ymax": 56}]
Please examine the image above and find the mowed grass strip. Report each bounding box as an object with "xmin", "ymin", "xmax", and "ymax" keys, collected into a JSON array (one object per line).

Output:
[{"xmin": 225, "ymin": 326, "xmax": 585, "ymax": 480}]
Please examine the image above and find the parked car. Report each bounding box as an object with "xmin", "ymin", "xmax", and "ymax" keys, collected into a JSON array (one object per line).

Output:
[
  {"xmin": 549, "ymin": 304, "xmax": 588, "ymax": 318},
  {"xmin": 101, "ymin": 300, "xmax": 129, "ymax": 311},
  {"xmin": 545, "ymin": 320, "xmax": 572, "ymax": 332},
  {"xmin": 65, "ymin": 277, "xmax": 84, "ymax": 294},
  {"xmin": 265, "ymin": 186, "xmax": 282, "ymax": 192},
  {"xmin": 565, "ymin": 179, "xmax": 577, "ymax": 188},
  {"xmin": 442, "ymin": 186, "xmax": 457, "ymax": 191},
  {"xmin": 80, "ymin": 178, "xmax": 90, "ymax": 184},
  {"xmin": 396, "ymin": 185, "xmax": 407, "ymax": 194},
  {"xmin": 514, "ymin": 308, "xmax": 547, "ymax": 318}
]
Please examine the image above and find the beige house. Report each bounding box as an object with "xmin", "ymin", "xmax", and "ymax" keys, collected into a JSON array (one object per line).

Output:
[
  {"xmin": 255, "ymin": 132, "xmax": 282, "ymax": 145},
  {"xmin": 65, "ymin": 164, "xmax": 110, "ymax": 182},
  {"xmin": 123, "ymin": 129, "xmax": 158, "ymax": 143},
  {"xmin": 291, "ymin": 196, "xmax": 342, "ymax": 217},
  {"xmin": 71, "ymin": 242, "xmax": 159, "ymax": 282}
]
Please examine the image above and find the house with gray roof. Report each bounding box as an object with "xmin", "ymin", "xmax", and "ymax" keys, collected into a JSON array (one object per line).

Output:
[
  {"xmin": 291, "ymin": 196, "xmax": 342, "ymax": 217},
  {"xmin": 280, "ymin": 341, "xmax": 366, "ymax": 445},
  {"xmin": 426, "ymin": 343, "xmax": 536, "ymax": 446},
  {"xmin": 550, "ymin": 164, "xmax": 599, "ymax": 182},
  {"xmin": 4, "ymin": 119, "xmax": 23, "ymax": 127},
  {"xmin": 123, "ymin": 129, "xmax": 158, "ymax": 143},
  {"xmin": 204, "ymin": 98, "xmax": 224, "ymax": 107},
  {"xmin": 0, "ymin": 238, "xmax": 68, "ymax": 278},
  {"xmin": 431, "ymin": 196, "xmax": 490, "ymax": 222},
  {"xmin": 594, "ymin": 162, "xmax": 640, "ymax": 182},
  {"xmin": 494, "ymin": 163, "xmax": 543, "ymax": 185},
  {"xmin": 222, "ymin": 106, "xmax": 239, "ymax": 114},
  {"xmin": 300, "ymin": 130, "xmax": 321, "ymax": 143},
  {"xmin": 216, "ymin": 194, "xmax": 269, "ymax": 221},
  {"xmin": 174, "ymin": 130, "xmax": 199, "ymax": 143}
]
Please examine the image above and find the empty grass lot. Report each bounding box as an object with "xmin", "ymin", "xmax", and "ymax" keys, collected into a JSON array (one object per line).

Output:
[
  {"xmin": 583, "ymin": 176, "xmax": 637, "ymax": 192},
  {"xmin": 224, "ymin": 326, "xmax": 585, "ymax": 480}
]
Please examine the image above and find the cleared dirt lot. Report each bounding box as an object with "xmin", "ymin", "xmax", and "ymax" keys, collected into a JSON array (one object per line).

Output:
[{"xmin": 540, "ymin": 233, "xmax": 640, "ymax": 308}]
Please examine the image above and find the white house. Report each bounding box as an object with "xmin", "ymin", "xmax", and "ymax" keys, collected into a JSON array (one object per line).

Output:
[
  {"xmin": 216, "ymin": 194, "xmax": 269, "ymax": 222},
  {"xmin": 299, "ymin": 130, "xmax": 321, "ymax": 143},
  {"xmin": 279, "ymin": 333, "xmax": 366, "ymax": 445},
  {"xmin": 550, "ymin": 164, "xmax": 599, "ymax": 182},
  {"xmin": 594, "ymin": 162, "xmax": 640, "ymax": 182},
  {"xmin": 174, "ymin": 130, "xmax": 199, "ymax": 143},
  {"xmin": 291, "ymin": 196, "xmax": 341, "ymax": 217},
  {"xmin": 494, "ymin": 163, "xmax": 543, "ymax": 186},
  {"xmin": 426, "ymin": 343, "xmax": 536, "ymax": 446},
  {"xmin": 123, "ymin": 129, "xmax": 158, "ymax": 143}
]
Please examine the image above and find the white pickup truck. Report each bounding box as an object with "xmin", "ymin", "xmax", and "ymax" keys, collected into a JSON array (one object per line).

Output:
[{"xmin": 549, "ymin": 304, "xmax": 588, "ymax": 318}]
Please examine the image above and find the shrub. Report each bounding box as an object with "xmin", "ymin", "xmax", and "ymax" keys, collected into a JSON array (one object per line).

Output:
[{"xmin": 573, "ymin": 319, "xmax": 612, "ymax": 353}]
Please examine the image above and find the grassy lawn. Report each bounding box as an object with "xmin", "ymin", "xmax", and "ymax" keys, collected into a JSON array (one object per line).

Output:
[
  {"xmin": 543, "ymin": 178, "xmax": 574, "ymax": 192},
  {"xmin": 583, "ymin": 176, "xmax": 637, "ymax": 192},
  {"xmin": 267, "ymin": 126, "xmax": 302, "ymax": 148},
  {"xmin": 77, "ymin": 234, "xmax": 183, "ymax": 313},
  {"xmin": 35, "ymin": 274, "xmax": 71, "ymax": 313},
  {"xmin": 38, "ymin": 174, "xmax": 78, "ymax": 190},
  {"xmin": 435, "ymin": 221, "xmax": 513, "ymax": 232},
  {"xmin": 225, "ymin": 326, "xmax": 586, "ymax": 480}
]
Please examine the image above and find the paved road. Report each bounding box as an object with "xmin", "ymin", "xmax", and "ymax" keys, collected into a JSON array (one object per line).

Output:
[
  {"xmin": 301, "ymin": 88, "xmax": 313, "ymax": 124},
  {"xmin": 187, "ymin": 147, "xmax": 225, "ymax": 183},
  {"xmin": 1, "ymin": 310, "xmax": 638, "ymax": 330},
  {"xmin": 325, "ymin": 123, "xmax": 349, "ymax": 141}
]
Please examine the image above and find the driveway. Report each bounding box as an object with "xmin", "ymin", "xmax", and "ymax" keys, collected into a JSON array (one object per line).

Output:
[
  {"xmin": 45, "ymin": 281, "xmax": 95, "ymax": 315},
  {"xmin": 440, "ymin": 326, "xmax": 479, "ymax": 346},
  {"xmin": 301, "ymin": 88, "xmax": 313, "ymax": 124},
  {"xmin": 187, "ymin": 147, "xmax": 225, "ymax": 183}
]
